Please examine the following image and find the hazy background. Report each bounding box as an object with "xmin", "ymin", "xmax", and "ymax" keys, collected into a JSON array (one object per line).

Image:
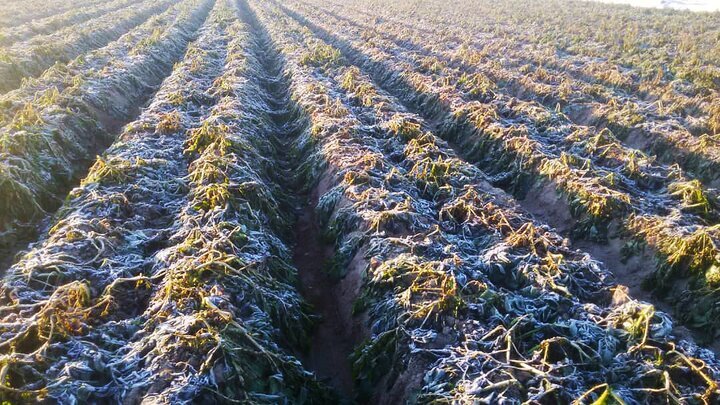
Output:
[{"xmin": 594, "ymin": 0, "xmax": 720, "ymax": 11}]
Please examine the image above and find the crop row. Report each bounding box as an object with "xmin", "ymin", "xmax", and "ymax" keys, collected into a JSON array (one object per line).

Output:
[
  {"xmin": 293, "ymin": 0, "xmax": 720, "ymax": 199},
  {"xmin": 307, "ymin": 0, "xmax": 720, "ymax": 190},
  {"xmin": 0, "ymin": 0, "xmax": 717, "ymax": 403},
  {"xmin": 0, "ymin": 1, "xmax": 336, "ymax": 402},
  {"xmin": 277, "ymin": 0, "xmax": 720, "ymax": 339},
  {"xmin": 0, "ymin": 0, "xmax": 145, "ymax": 48},
  {"xmin": 292, "ymin": 0, "xmax": 719, "ymax": 214},
  {"xmin": 330, "ymin": 0, "xmax": 720, "ymax": 125},
  {"xmin": 0, "ymin": 0, "xmax": 175, "ymax": 94},
  {"xmin": 0, "ymin": 0, "xmax": 106, "ymax": 29},
  {"xmin": 252, "ymin": 0, "xmax": 719, "ymax": 402},
  {"xmin": 0, "ymin": 0, "xmax": 212, "ymax": 249}
]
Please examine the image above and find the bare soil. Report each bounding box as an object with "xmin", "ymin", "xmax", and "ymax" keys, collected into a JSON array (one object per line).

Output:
[
  {"xmin": 521, "ymin": 181, "xmax": 576, "ymax": 234},
  {"xmin": 292, "ymin": 191, "xmax": 358, "ymax": 399}
]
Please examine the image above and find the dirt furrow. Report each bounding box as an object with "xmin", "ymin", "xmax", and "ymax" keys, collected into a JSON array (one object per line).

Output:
[{"xmin": 239, "ymin": 3, "xmax": 358, "ymax": 398}]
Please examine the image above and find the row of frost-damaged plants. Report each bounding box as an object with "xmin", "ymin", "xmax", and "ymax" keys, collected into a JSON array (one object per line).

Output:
[
  {"xmin": 278, "ymin": 0, "xmax": 720, "ymax": 341},
  {"xmin": 251, "ymin": 0, "xmax": 720, "ymax": 402},
  {"xmin": 0, "ymin": 1, "xmax": 334, "ymax": 402},
  {"xmin": 0, "ymin": 0, "xmax": 174, "ymax": 93},
  {"xmin": 0, "ymin": 0, "xmax": 212, "ymax": 249}
]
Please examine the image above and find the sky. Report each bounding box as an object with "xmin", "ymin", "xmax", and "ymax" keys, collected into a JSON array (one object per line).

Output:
[{"xmin": 593, "ymin": 0, "xmax": 720, "ymax": 11}]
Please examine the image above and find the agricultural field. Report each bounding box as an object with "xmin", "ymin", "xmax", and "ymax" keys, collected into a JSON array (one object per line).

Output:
[{"xmin": 0, "ymin": 0, "xmax": 718, "ymax": 403}]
